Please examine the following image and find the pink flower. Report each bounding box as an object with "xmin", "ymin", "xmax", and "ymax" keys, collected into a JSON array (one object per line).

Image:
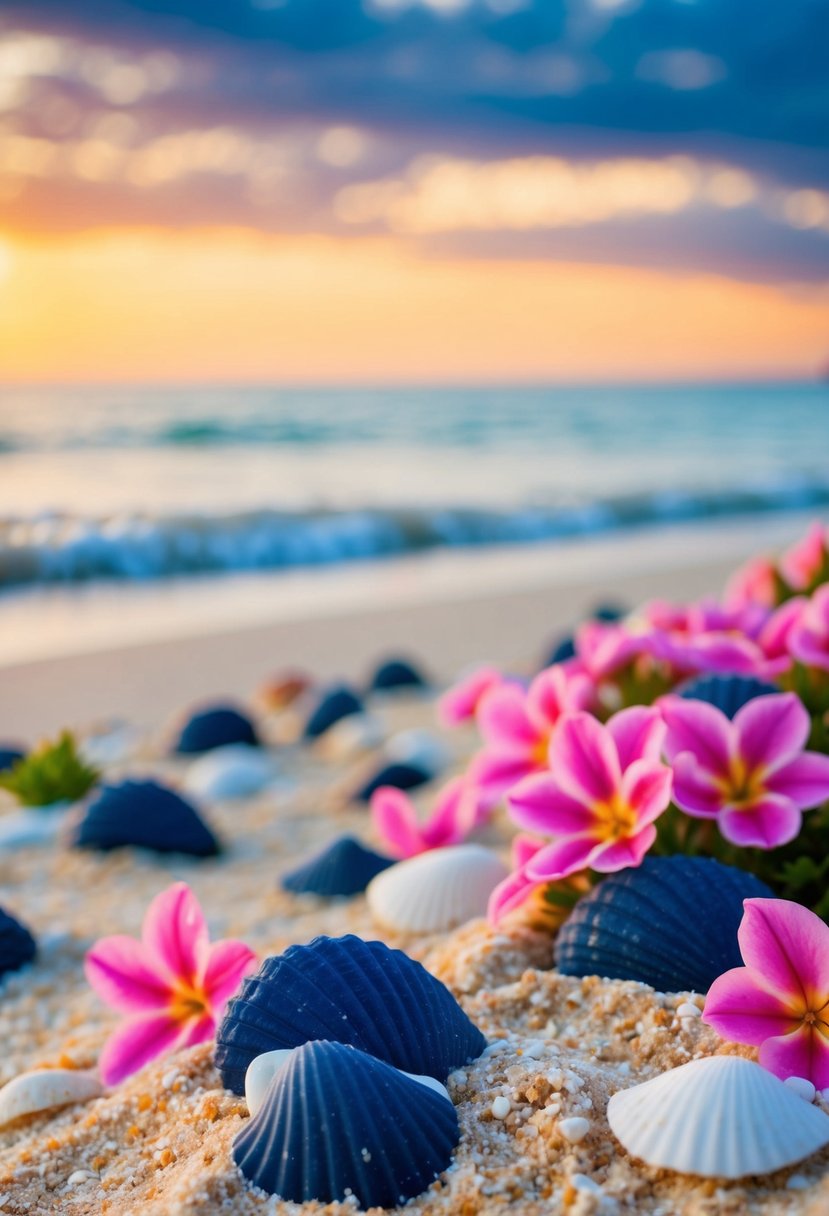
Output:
[
  {"xmin": 508, "ymin": 707, "xmax": 672, "ymax": 880},
  {"xmin": 789, "ymin": 585, "xmax": 829, "ymax": 672},
  {"xmin": 370, "ymin": 777, "xmax": 480, "ymax": 859},
  {"xmin": 703, "ymin": 898, "xmax": 829, "ymax": 1090},
  {"xmin": 661, "ymin": 692, "xmax": 829, "ymax": 848},
  {"xmin": 437, "ymin": 666, "xmax": 507, "ymax": 727},
  {"xmin": 487, "ymin": 834, "xmax": 546, "ymax": 925},
  {"xmin": 725, "ymin": 556, "xmax": 779, "ymax": 610},
  {"xmin": 85, "ymin": 882, "xmax": 257, "ymax": 1086},
  {"xmin": 574, "ymin": 620, "xmax": 650, "ymax": 680},
  {"xmin": 468, "ymin": 665, "xmax": 595, "ymax": 808},
  {"xmin": 780, "ymin": 522, "xmax": 829, "ymax": 592}
]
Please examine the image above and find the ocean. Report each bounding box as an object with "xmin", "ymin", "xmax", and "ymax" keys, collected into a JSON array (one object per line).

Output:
[{"xmin": 0, "ymin": 382, "xmax": 827, "ymax": 664}]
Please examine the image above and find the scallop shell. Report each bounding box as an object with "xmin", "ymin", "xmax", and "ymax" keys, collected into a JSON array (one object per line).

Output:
[
  {"xmin": 677, "ymin": 673, "xmax": 781, "ymax": 718},
  {"xmin": 355, "ymin": 761, "xmax": 431, "ymax": 803},
  {"xmin": 184, "ymin": 745, "xmax": 276, "ymax": 802},
  {"xmin": 554, "ymin": 856, "xmax": 773, "ymax": 993},
  {"xmin": 233, "ymin": 1040, "xmax": 459, "ymax": 1206},
  {"xmin": 303, "ymin": 685, "xmax": 363, "ymax": 740},
  {"xmin": 0, "ymin": 746, "xmax": 25, "ymax": 774},
  {"xmin": 315, "ymin": 713, "xmax": 383, "ymax": 761},
  {"xmin": 174, "ymin": 704, "xmax": 259, "ymax": 754},
  {"xmin": 366, "ymin": 845, "xmax": 509, "ymax": 935},
  {"xmin": 0, "ymin": 1069, "xmax": 103, "ymax": 1129},
  {"xmin": 607, "ymin": 1055, "xmax": 829, "ymax": 1179},
  {"xmin": 281, "ymin": 836, "xmax": 393, "ymax": 898},
  {"xmin": 541, "ymin": 635, "xmax": 576, "ymax": 669},
  {"xmin": 0, "ymin": 906, "xmax": 37, "ymax": 979},
  {"xmin": 70, "ymin": 780, "xmax": 220, "ymax": 857},
  {"xmin": 214, "ymin": 933, "xmax": 486, "ymax": 1094},
  {"xmin": 367, "ymin": 657, "xmax": 429, "ymax": 692}
]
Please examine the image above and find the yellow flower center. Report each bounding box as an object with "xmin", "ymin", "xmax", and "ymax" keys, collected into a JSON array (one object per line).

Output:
[
  {"xmin": 168, "ymin": 982, "xmax": 210, "ymax": 1025},
  {"xmin": 718, "ymin": 755, "xmax": 767, "ymax": 809},
  {"xmin": 592, "ymin": 794, "xmax": 637, "ymax": 842},
  {"xmin": 531, "ymin": 733, "xmax": 551, "ymax": 767}
]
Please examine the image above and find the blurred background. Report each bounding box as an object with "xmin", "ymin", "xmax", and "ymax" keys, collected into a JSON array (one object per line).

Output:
[{"xmin": 0, "ymin": 0, "xmax": 828, "ymax": 682}]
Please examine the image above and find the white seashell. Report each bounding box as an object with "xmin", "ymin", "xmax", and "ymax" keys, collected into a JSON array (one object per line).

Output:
[
  {"xmin": 607, "ymin": 1056, "xmax": 829, "ymax": 1179},
  {"xmin": 317, "ymin": 714, "xmax": 384, "ymax": 761},
  {"xmin": 244, "ymin": 1047, "xmax": 451, "ymax": 1117},
  {"xmin": 0, "ymin": 807, "xmax": 70, "ymax": 851},
  {"xmin": 366, "ymin": 845, "xmax": 509, "ymax": 934},
  {"xmin": 0, "ymin": 1069, "xmax": 103, "ymax": 1128},
  {"xmin": 80, "ymin": 722, "xmax": 141, "ymax": 768},
  {"xmin": 184, "ymin": 745, "xmax": 276, "ymax": 802},
  {"xmin": 385, "ymin": 730, "xmax": 451, "ymax": 777}
]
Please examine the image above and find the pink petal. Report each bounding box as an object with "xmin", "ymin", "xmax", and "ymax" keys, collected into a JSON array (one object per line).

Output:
[
  {"xmin": 525, "ymin": 834, "xmax": 597, "ymax": 881},
  {"xmin": 422, "ymin": 777, "xmax": 477, "ymax": 847},
  {"xmin": 512, "ymin": 833, "xmax": 546, "ymax": 869},
  {"xmin": 766, "ymin": 751, "xmax": 829, "ymax": 808},
  {"xmin": 733, "ymin": 693, "xmax": 810, "ymax": 773},
  {"xmin": 477, "ymin": 684, "xmax": 539, "ymax": 749},
  {"xmin": 607, "ymin": 706, "xmax": 666, "ymax": 769},
  {"xmin": 790, "ymin": 622, "xmax": 829, "ymax": 671},
  {"xmin": 85, "ymin": 936, "xmax": 171, "ymax": 1015},
  {"xmin": 620, "ymin": 760, "xmax": 673, "ymax": 827},
  {"xmin": 141, "ymin": 882, "xmax": 208, "ymax": 989},
  {"xmin": 370, "ymin": 787, "xmax": 423, "ymax": 858},
  {"xmin": 702, "ymin": 966, "xmax": 798, "ymax": 1043},
  {"xmin": 487, "ymin": 869, "xmax": 538, "ymax": 925},
  {"xmin": 670, "ymin": 753, "xmax": 723, "ymax": 818},
  {"xmin": 718, "ymin": 794, "xmax": 802, "ymax": 849},
  {"xmin": 739, "ymin": 898, "xmax": 829, "ymax": 1008},
  {"xmin": 548, "ymin": 712, "xmax": 621, "ymax": 805},
  {"xmin": 528, "ymin": 666, "xmax": 594, "ymax": 728},
  {"xmin": 201, "ymin": 939, "xmax": 257, "ymax": 1008},
  {"xmin": 468, "ymin": 749, "xmax": 537, "ymax": 806},
  {"xmin": 98, "ymin": 1012, "xmax": 188, "ymax": 1086},
  {"xmin": 508, "ymin": 773, "xmax": 594, "ymax": 836},
  {"xmin": 589, "ymin": 823, "xmax": 656, "ymax": 872},
  {"xmin": 660, "ymin": 696, "xmax": 732, "ymax": 773},
  {"xmin": 780, "ymin": 523, "xmax": 827, "ymax": 589},
  {"xmin": 760, "ymin": 1024, "xmax": 829, "ymax": 1090},
  {"xmin": 758, "ymin": 597, "xmax": 806, "ymax": 658},
  {"xmin": 178, "ymin": 1012, "xmax": 216, "ymax": 1049},
  {"xmin": 437, "ymin": 666, "xmax": 503, "ymax": 727}
]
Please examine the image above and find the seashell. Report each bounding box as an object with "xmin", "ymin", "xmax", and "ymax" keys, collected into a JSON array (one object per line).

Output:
[
  {"xmin": 354, "ymin": 761, "xmax": 432, "ymax": 804},
  {"xmin": 244, "ymin": 1045, "xmax": 451, "ymax": 1118},
  {"xmin": 70, "ymin": 780, "xmax": 220, "ymax": 857},
  {"xmin": 554, "ymin": 856, "xmax": 773, "ymax": 993},
  {"xmin": 174, "ymin": 704, "xmax": 259, "ymax": 754},
  {"xmin": 184, "ymin": 745, "xmax": 276, "ymax": 802},
  {"xmin": 281, "ymin": 835, "xmax": 393, "ymax": 898},
  {"xmin": 0, "ymin": 809, "xmax": 67, "ymax": 851},
  {"xmin": 367, "ymin": 656, "xmax": 429, "ymax": 693},
  {"xmin": 366, "ymin": 845, "xmax": 510, "ymax": 935},
  {"xmin": 677, "ymin": 672, "xmax": 781, "ymax": 719},
  {"xmin": 258, "ymin": 671, "xmax": 312, "ymax": 712},
  {"xmin": 385, "ymin": 729, "xmax": 451, "ymax": 776},
  {"xmin": 607, "ymin": 1055, "xmax": 829, "ymax": 1179},
  {"xmin": 303, "ymin": 685, "xmax": 363, "ymax": 740},
  {"xmin": 315, "ymin": 713, "xmax": 383, "ymax": 761},
  {"xmin": 592, "ymin": 602, "xmax": 626, "ymax": 622},
  {"xmin": 0, "ymin": 745, "xmax": 24, "ymax": 774},
  {"xmin": 233, "ymin": 1039, "xmax": 459, "ymax": 1206},
  {"xmin": 541, "ymin": 635, "xmax": 576, "ymax": 669},
  {"xmin": 0, "ymin": 906, "xmax": 37, "ymax": 979},
  {"xmin": 0, "ymin": 1069, "xmax": 103, "ymax": 1129},
  {"xmin": 214, "ymin": 933, "xmax": 486, "ymax": 1094}
]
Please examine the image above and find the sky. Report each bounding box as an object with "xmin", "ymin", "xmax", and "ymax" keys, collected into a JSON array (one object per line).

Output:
[{"xmin": 1, "ymin": 0, "xmax": 828, "ymax": 383}]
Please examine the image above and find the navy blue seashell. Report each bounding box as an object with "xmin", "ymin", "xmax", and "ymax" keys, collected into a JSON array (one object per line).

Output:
[
  {"xmin": 541, "ymin": 635, "xmax": 576, "ymax": 669},
  {"xmin": 0, "ymin": 906, "xmax": 37, "ymax": 979},
  {"xmin": 0, "ymin": 746, "xmax": 24, "ymax": 774},
  {"xmin": 215, "ymin": 933, "xmax": 486, "ymax": 1094},
  {"xmin": 174, "ymin": 705, "xmax": 259, "ymax": 754},
  {"xmin": 592, "ymin": 602, "xmax": 627, "ymax": 622},
  {"xmin": 71, "ymin": 780, "xmax": 220, "ymax": 857},
  {"xmin": 355, "ymin": 761, "xmax": 431, "ymax": 803},
  {"xmin": 303, "ymin": 685, "xmax": 363, "ymax": 739},
  {"xmin": 555, "ymin": 856, "xmax": 774, "ymax": 993},
  {"xmin": 677, "ymin": 672, "xmax": 781, "ymax": 719},
  {"xmin": 368, "ymin": 657, "xmax": 429, "ymax": 692},
  {"xmin": 281, "ymin": 836, "xmax": 393, "ymax": 897},
  {"xmin": 233, "ymin": 1039, "xmax": 459, "ymax": 1207}
]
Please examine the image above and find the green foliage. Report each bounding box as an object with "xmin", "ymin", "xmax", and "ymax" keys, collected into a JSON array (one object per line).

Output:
[{"xmin": 0, "ymin": 732, "xmax": 99, "ymax": 807}]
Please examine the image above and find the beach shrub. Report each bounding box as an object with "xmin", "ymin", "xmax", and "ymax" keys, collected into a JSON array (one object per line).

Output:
[{"xmin": 0, "ymin": 731, "xmax": 99, "ymax": 806}]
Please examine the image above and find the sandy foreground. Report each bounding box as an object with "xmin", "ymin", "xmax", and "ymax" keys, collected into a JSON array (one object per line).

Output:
[{"xmin": 1, "ymin": 522, "xmax": 828, "ymax": 1215}]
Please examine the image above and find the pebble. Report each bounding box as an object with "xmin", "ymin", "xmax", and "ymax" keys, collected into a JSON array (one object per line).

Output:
[
  {"xmin": 491, "ymin": 1096, "xmax": 511, "ymax": 1120},
  {"xmin": 571, "ymin": 1173, "xmax": 602, "ymax": 1195},
  {"xmin": 786, "ymin": 1174, "xmax": 811, "ymax": 1191},
  {"xmin": 558, "ymin": 1116, "xmax": 590, "ymax": 1143},
  {"xmin": 161, "ymin": 1069, "xmax": 180, "ymax": 1090},
  {"xmin": 66, "ymin": 1171, "xmax": 97, "ymax": 1187},
  {"xmin": 676, "ymin": 1002, "xmax": 701, "ymax": 1019},
  {"xmin": 784, "ymin": 1076, "xmax": 816, "ymax": 1103}
]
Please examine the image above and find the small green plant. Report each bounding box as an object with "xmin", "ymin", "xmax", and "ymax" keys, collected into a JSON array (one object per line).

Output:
[{"xmin": 0, "ymin": 732, "xmax": 99, "ymax": 807}]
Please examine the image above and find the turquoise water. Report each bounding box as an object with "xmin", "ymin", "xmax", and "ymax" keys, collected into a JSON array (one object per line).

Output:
[{"xmin": 0, "ymin": 382, "xmax": 827, "ymax": 588}]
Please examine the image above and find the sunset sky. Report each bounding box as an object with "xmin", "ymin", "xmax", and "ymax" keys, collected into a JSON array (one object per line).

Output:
[{"xmin": 1, "ymin": 0, "xmax": 828, "ymax": 383}]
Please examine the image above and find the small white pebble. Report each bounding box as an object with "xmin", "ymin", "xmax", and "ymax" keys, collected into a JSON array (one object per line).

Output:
[
  {"xmin": 784, "ymin": 1076, "xmax": 816, "ymax": 1103},
  {"xmin": 571, "ymin": 1173, "xmax": 602, "ymax": 1195},
  {"xmin": 161, "ymin": 1069, "xmax": 179, "ymax": 1090},
  {"xmin": 491, "ymin": 1096, "xmax": 511, "ymax": 1120},
  {"xmin": 676, "ymin": 1002, "xmax": 701, "ymax": 1019},
  {"xmin": 786, "ymin": 1174, "xmax": 810, "ymax": 1191},
  {"xmin": 521, "ymin": 1040, "xmax": 547, "ymax": 1059},
  {"xmin": 66, "ymin": 1171, "xmax": 96, "ymax": 1187},
  {"xmin": 558, "ymin": 1116, "xmax": 590, "ymax": 1143}
]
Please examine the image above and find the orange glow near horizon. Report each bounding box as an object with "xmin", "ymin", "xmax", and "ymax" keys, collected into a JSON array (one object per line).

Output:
[{"xmin": 1, "ymin": 227, "xmax": 828, "ymax": 384}]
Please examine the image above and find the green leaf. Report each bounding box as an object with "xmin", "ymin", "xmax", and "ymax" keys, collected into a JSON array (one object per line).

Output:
[{"xmin": 0, "ymin": 732, "xmax": 99, "ymax": 807}]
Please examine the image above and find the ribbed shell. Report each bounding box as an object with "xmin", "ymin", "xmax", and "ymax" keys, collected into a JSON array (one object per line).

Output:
[
  {"xmin": 71, "ymin": 780, "xmax": 220, "ymax": 857},
  {"xmin": 214, "ymin": 933, "xmax": 486, "ymax": 1095},
  {"xmin": 185, "ymin": 745, "xmax": 274, "ymax": 802},
  {"xmin": 303, "ymin": 686, "xmax": 363, "ymax": 740},
  {"xmin": 677, "ymin": 673, "xmax": 781, "ymax": 718},
  {"xmin": 0, "ymin": 907, "xmax": 36, "ymax": 979},
  {"xmin": 366, "ymin": 845, "xmax": 510, "ymax": 935},
  {"xmin": 0, "ymin": 747, "xmax": 24, "ymax": 774},
  {"xmin": 368, "ymin": 657, "xmax": 428, "ymax": 692},
  {"xmin": 174, "ymin": 705, "xmax": 259, "ymax": 754},
  {"xmin": 233, "ymin": 1040, "xmax": 459, "ymax": 1206},
  {"xmin": 608, "ymin": 1056, "xmax": 829, "ymax": 1179},
  {"xmin": 355, "ymin": 761, "xmax": 431, "ymax": 803},
  {"xmin": 280, "ymin": 836, "xmax": 393, "ymax": 897},
  {"xmin": 554, "ymin": 856, "xmax": 773, "ymax": 993}
]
